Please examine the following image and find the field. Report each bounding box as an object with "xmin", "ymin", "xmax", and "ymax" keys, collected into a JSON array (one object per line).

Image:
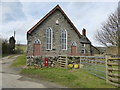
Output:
[
  {"xmin": 16, "ymin": 44, "xmax": 26, "ymax": 51},
  {"xmin": 15, "ymin": 44, "xmax": 27, "ymax": 53}
]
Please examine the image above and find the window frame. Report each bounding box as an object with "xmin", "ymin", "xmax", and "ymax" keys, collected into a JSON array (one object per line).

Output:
[
  {"xmin": 81, "ymin": 49, "xmax": 85, "ymax": 54},
  {"xmin": 71, "ymin": 41, "xmax": 77, "ymax": 46},
  {"xmin": 81, "ymin": 43, "xmax": 85, "ymax": 47},
  {"xmin": 46, "ymin": 27, "xmax": 53, "ymax": 50},
  {"xmin": 61, "ymin": 29, "xmax": 67, "ymax": 50}
]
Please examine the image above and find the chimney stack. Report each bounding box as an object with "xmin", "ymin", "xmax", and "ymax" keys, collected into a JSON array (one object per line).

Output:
[{"xmin": 82, "ymin": 28, "xmax": 86, "ymax": 36}]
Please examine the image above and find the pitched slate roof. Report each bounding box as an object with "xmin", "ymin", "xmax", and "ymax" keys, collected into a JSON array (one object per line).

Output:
[
  {"xmin": 80, "ymin": 36, "xmax": 91, "ymax": 44},
  {"xmin": 27, "ymin": 5, "xmax": 82, "ymax": 38}
]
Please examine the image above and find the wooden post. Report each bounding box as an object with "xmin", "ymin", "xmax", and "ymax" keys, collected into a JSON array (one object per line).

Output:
[
  {"xmin": 80, "ymin": 57, "xmax": 81, "ymax": 68},
  {"xmin": 105, "ymin": 55, "xmax": 108, "ymax": 83},
  {"xmin": 66, "ymin": 55, "xmax": 68, "ymax": 69}
]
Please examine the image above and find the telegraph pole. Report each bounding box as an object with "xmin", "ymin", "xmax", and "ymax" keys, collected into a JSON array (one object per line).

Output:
[{"xmin": 14, "ymin": 31, "xmax": 15, "ymax": 39}]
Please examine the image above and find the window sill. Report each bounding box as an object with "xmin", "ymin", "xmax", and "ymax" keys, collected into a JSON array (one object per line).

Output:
[
  {"xmin": 61, "ymin": 49, "xmax": 67, "ymax": 50},
  {"xmin": 46, "ymin": 49, "xmax": 52, "ymax": 51}
]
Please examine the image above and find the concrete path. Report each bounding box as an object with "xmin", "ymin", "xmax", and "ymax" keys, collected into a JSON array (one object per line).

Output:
[{"xmin": 0, "ymin": 55, "xmax": 66, "ymax": 88}]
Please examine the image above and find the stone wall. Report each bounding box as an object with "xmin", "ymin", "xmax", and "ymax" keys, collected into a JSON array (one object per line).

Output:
[
  {"xmin": 79, "ymin": 43, "xmax": 91, "ymax": 55},
  {"xmin": 27, "ymin": 10, "xmax": 92, "ymax": 56}
]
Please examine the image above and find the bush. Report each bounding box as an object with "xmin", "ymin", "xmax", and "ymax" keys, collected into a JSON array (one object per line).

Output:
[{"xmin": 2, "ymin": 39, "xmax": 10, "ymax": 55}]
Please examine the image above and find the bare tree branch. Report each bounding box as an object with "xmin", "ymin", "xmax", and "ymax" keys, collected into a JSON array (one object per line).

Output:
[{"xmin": 95, "ymin": 9, "xmax": 119, "ymax": 47}]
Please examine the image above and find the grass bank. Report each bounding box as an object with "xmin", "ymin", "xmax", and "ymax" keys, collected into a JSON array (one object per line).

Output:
[
  {"xmin": 11, "ymin": 54, "xmax": 26, "ymax": 67},
  {"xmin": 20, "ymin": 68, "xmax": 116, "ymax": 88}
]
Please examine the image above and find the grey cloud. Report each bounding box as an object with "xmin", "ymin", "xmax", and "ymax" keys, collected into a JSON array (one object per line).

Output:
[
  {"xmin": 2, "ymin": 2, "xmax": 26, "ymax": 23},
  {"xmin": 0, "ymin": 2, "xmax": 118, "ymax": 46},
  {"xmin": 21, "ymin": 2, "xmax": 54, "ymax": 19}
]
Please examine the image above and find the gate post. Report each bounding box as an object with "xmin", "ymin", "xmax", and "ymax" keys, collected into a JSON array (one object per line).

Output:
[
  {"xmin": 65, "ymin": 56, "xmax": 68, "ymax": 69},
  {"xmin": 105, "ymin": 55, "xmax": 108, "ymax": 83},
  {"xmin": 80, "ymin": 57, "xmax": 81, "ymax": 68}
]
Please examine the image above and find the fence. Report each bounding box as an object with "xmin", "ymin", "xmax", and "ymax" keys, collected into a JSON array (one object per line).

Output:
[
  {"xmin": 56, "ymin": 55, "xmax": 68, "ymax": 68},
  {"xmin": 80, "ymin": 56, "xmax": 106, "ymax": 80},
  {"xmin": 80, "ymin": 55, "xmax": 120, "ymax": 87},
  {"xmin": 106, "ymin": 56, "xmax": 120, "ymax": 87}
]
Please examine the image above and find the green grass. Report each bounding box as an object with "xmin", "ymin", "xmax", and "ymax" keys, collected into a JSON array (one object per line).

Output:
[
  {"xmin": 11, "ymin": 54, "xmax": 26, "ymax": 67},
  {"xmin": 18, "ymin": 45, "xmax": 26, "ymax": 52},
  {"xmin": 83, "ymin": 64, "xmax": 106, "ymax": 78},
  {"xmin": 15, "ymin": 45, "xmax": 27, "ymax": 53},
  {"xmin": 20, "ymin": 68, "xmax": 116, "ymax": 88}
]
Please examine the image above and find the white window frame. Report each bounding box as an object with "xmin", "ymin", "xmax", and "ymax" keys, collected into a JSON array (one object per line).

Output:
[
  {"xmin": 61, "ymin": 29, "xmax": 67, "ymax": 50},
  {"xmin": 71, "ymin": 41, "xmax": 77, "ymax": 46},
  {"xmin": 82, "ymin": 43, "xmax": 85, "ymax": 47},
  {"xmin": 81, "ymin": 49, "xmax": 85, "ymax": 54},
  {"xmin": 46, "ymin": 27, "xmax": 53, "ymax": 50}
]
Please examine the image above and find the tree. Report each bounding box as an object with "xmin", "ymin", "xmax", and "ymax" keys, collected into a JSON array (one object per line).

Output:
[
  {"xmin": 118, "ymin": 1, "xmax": 120, "ymax": 56},
  {"xmin": 2, "ymin": 39, "xmax": 10, "ymax": 54},
  {"xmin": 9, "ymin": 36, "xmax": 16, "ymax": 53},
  {"xmin": 95, "ymin": 7, "xmax": 120, "ymax": 55}
]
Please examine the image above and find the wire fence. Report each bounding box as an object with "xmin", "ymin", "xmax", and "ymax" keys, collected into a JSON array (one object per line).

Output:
[{"xmin": 80, "ymin": 56, "xmax": 106, "ymax": 80}]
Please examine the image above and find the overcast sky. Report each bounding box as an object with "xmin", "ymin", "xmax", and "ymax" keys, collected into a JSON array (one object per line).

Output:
[{"xmin": 0, "ymin": 0, "xmax": 119, "ymax": 47}]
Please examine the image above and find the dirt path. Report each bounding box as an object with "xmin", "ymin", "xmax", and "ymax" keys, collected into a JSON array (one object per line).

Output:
[{"xmin": 0, "ymin": 55, "xmax": 67, "ymax": 88}]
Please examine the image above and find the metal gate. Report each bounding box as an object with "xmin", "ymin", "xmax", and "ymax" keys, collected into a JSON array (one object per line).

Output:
[{"xmin": 80, "ymin": 56, "xmax": 106, "ymax": 80}]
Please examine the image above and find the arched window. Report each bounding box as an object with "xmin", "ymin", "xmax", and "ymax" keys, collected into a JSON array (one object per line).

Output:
[
  {"xmin": 46, "ymin": 27, "xmax": 53, "ymax": 50},
  {"xmin": 34, "ymin": 39, "xmax": 41, "ymax": 44},
  {"xmin": 61, "ymin": 29, "xmax": 67, "ymax": 50},
  {"xmin": 71, "ymin": 41, "xmax": 77, "ymax": 46}
]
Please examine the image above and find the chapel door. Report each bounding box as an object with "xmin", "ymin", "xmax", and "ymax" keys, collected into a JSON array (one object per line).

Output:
[
  {"xmin": 71, "ymin": 41, "xmax": 77, "ymax": 56},
  {"xmin": 33, "ymin": 40, "xmax": 41, "ymax": 56}
]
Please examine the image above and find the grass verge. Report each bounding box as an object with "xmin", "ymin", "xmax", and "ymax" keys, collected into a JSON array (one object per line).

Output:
[
  {"xmin": 11, "ymin": 54, "xmax": 26, "ymax": 67},
  {"xmin": 20, "ymin": 68, "xmax": 116, "ymax": 88}
]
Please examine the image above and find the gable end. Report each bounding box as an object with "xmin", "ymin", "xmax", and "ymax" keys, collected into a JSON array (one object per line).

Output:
[{"xmin": 27, "ymin": 5, "xmax": 82, "ymax": 39}]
